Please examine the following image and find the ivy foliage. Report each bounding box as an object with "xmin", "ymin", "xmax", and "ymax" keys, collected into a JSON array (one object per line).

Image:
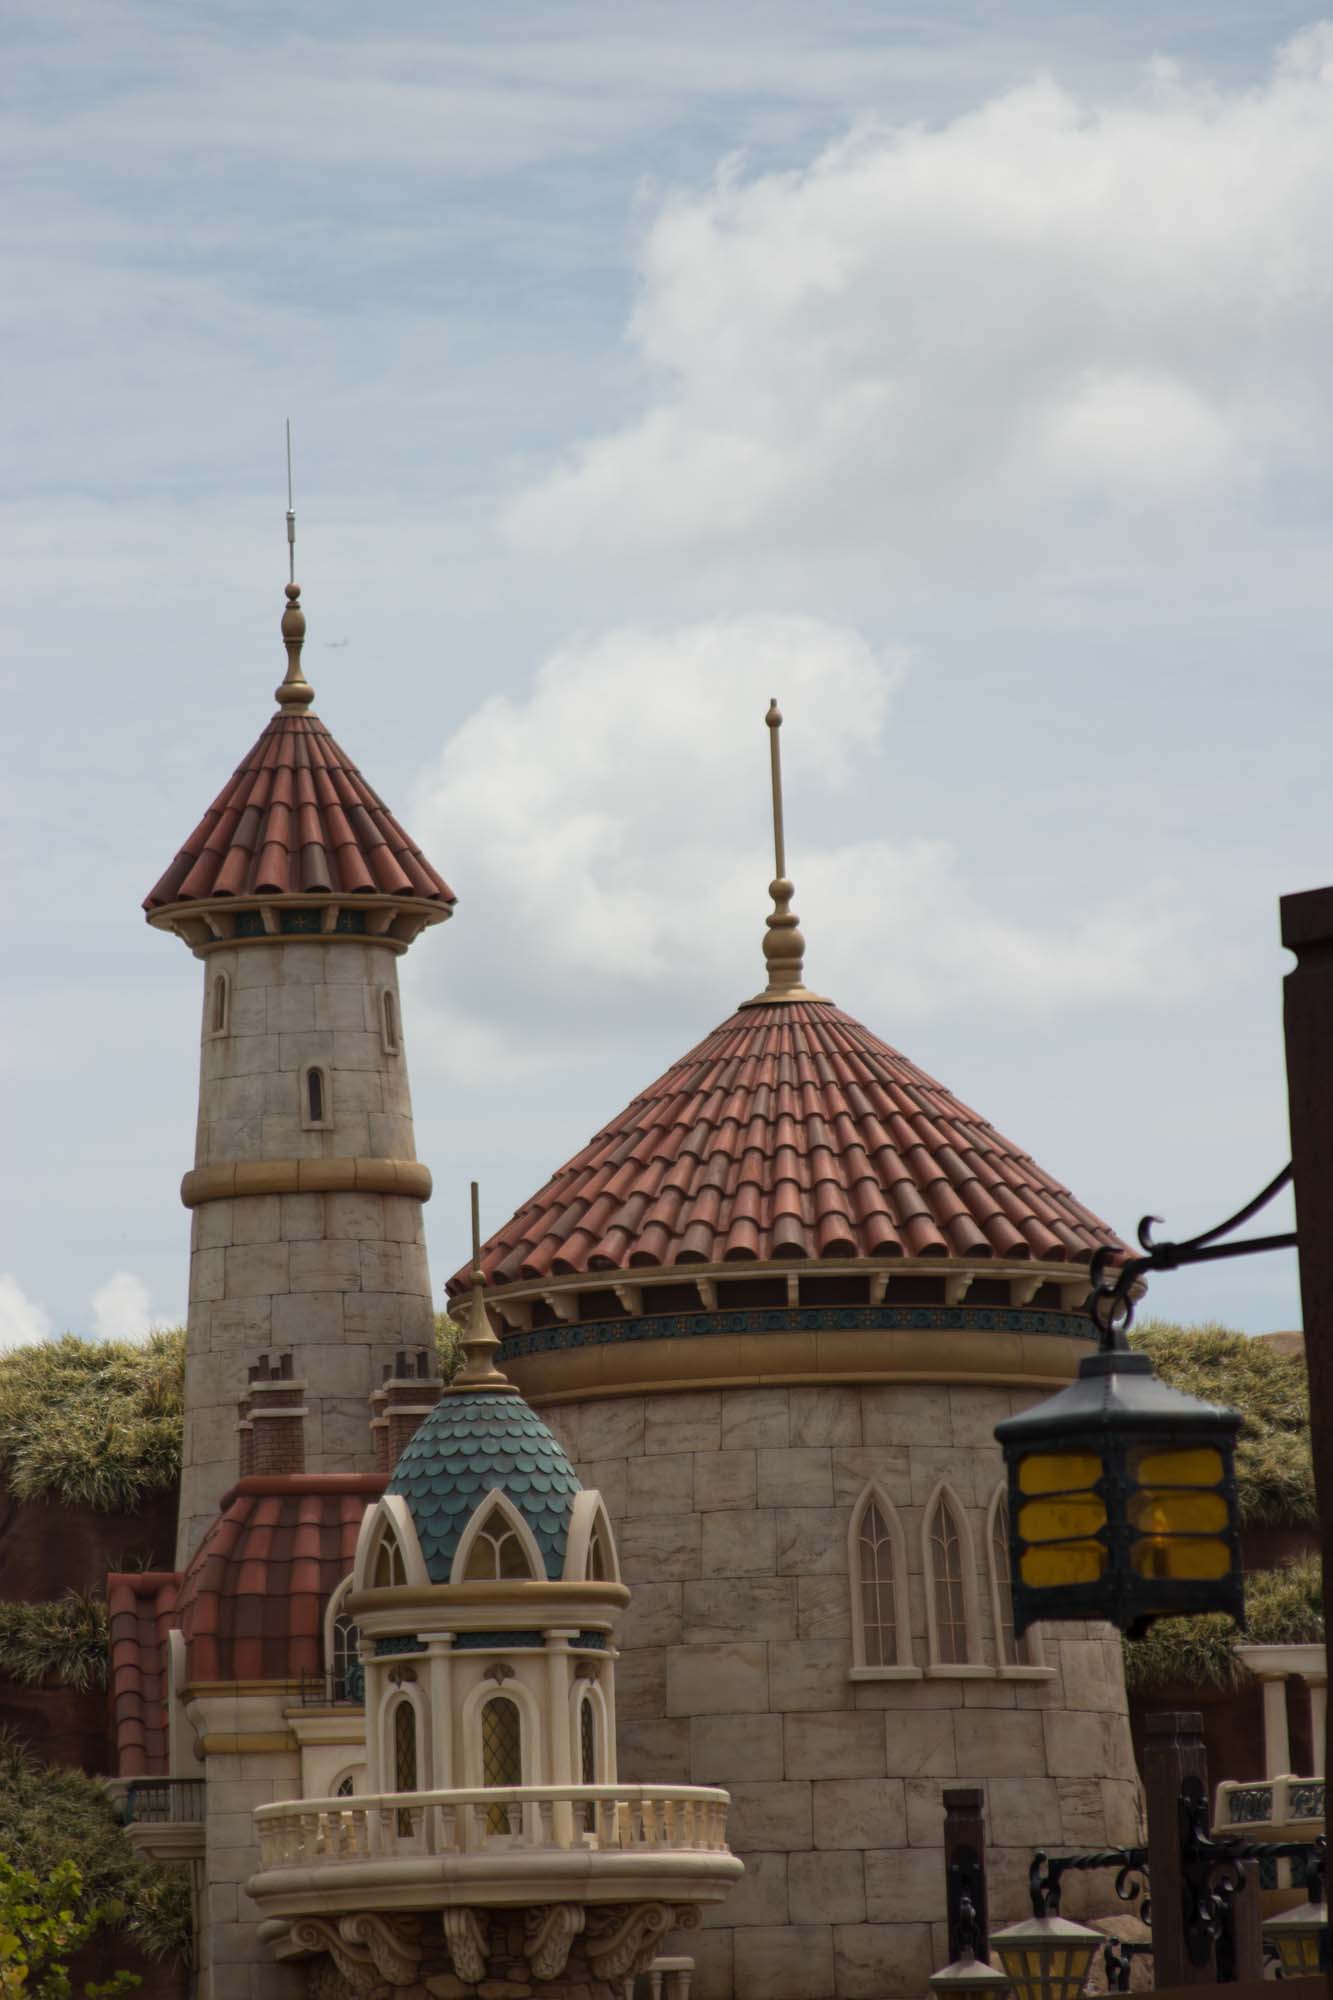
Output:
[
  {"xmin": 0, "ymin": 1334, "xmax": 185, "ymax": 1513},
  {"xmin": 0, "ymin": 1737, "xmax": 190, "ymax": 1971},
  {"xmin": 0, "ymin": 1598, "xmax": 109, "ymax": 1693}
]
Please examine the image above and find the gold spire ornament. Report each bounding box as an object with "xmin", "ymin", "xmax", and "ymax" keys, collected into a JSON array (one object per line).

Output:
[
  {"xmin": 274, "ymin": 421, "xmax": 315, "ymax": 712},
  {"xmin": 740, "ymin": 697, "xmax": 829, "ymax": 1007},
  {"xmin": 451, "ymin": 1181, "xmax": 517, "ymax": 1393}
]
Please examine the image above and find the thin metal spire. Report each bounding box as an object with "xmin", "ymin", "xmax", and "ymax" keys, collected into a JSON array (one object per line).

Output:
[
  {"xmin": 274, "ymin": 420, "xmax": 315, "ymax": 712},
  {"xmin": 452, "ymin": 1180, "xmax": 516, "ymax": 1393},
  {"xmin": 739, "ymin": 697, "xmax": 828, "ymax": 1008}
]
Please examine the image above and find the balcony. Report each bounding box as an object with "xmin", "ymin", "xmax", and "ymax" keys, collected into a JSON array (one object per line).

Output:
[{"xmin": 118, "ymin": 1778, "xmax": 206, "ymax": 1867}]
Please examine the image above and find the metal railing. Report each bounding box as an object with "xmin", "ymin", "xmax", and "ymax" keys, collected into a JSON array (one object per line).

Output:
[
  {"xmin": 123, "ymin": 1778, "xmax": 206, "ymax": 1825},
  {"xmin": 254, "ymin": 1783, "xmax": 731, "ymax": 1869}
]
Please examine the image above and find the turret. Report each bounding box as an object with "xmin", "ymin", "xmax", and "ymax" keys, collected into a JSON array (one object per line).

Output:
[{"xmin": 146, "ymin": 570, "xmax": 455, "ymax": 1561}]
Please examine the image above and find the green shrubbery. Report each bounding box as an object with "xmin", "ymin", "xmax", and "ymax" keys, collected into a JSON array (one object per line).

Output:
[
  {"xmin": 0, "ymin": 1333, "xmax": 185, "ymax": 1513},
  {"xmin": 0, "ymin": 1735, "xmax": 190, "ymax": 1970},
  {"xmin": 0, "ymin": 1598, "xmax": 109, "ymax": 1693}
]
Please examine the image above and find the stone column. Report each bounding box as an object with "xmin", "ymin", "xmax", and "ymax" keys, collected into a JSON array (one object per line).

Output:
[
  {"xmin": 1261, "ymin": 1673, "xmax": 1293, "ymax": 1778},
  {"xmin": 1307, "ymin": 1668, "xmax": 1328, "ymax": 1777}
]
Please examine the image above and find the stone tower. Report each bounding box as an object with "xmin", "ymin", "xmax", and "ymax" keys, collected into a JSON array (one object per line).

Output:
[
  {"xmin": 446, "ymin": 705, "xmax": 1142, "ymax": 2000},
  {"xmin": 146, "ymin": 576, "xmax": 454, "ymax": 1562}
]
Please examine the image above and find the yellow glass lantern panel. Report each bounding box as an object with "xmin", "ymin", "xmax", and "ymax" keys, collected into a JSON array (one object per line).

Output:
[
  {"xmin": 1127, "ymin": 1489, "xmax": 1229, "ymax": 1535},
  {"xmin": 1131, "ymin": 1446, "xmax": 1224, "ymax": 1487},
  {"xmin": 1017, "ymin": 1452, "xmax": 1102, "ymax": 1495},
  {"xmin": 1019, "ymin": 1538, "xmax": 1106, "ymax": 1588},
  {"xmin": 1131, "ymin": 1534, "xmax": 1231, "ymax": 1580}
]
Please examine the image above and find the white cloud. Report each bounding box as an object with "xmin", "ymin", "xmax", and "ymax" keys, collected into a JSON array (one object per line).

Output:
[
  {"xmin": 90, "ymin": 1271, "xmax": 157, "ymax": 1343},
  {"xmin": 0, "ymin": 1276, "xmax": 52, "ymax": 1353},
  {"xmin": 505, "ymin": 27, "xmax": 1333, "ymax": 594}
]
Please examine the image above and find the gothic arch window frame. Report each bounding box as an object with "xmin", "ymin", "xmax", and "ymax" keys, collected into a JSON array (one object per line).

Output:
[
  {"xmin": 460, "ymin": 1675, "xmax": 543, "ymax": 1792},
  {"xmin": 450, "ymin": 1489, "xmax": 545, "ymax": 1587},
  {"xmin": 985, "ymin": 1481, "xmax": 1051, "ymax": 1678},
  {"xmin": 383, "ymin": 1682, "xmax": 431, "ymax": 1829},
  {"xmin": 569, "ymin": 1676, "xmax": 613, "ymax": 1786},
  {"xmin": 353, "ymin": 1494, "xmax": 430, "ymax": 1594},
  {"xmin": 921, "ymin": 1481, "xmax": 988, "ymax": 1677},
  {"xmin": 563, "ymin": 1491, "xmax": 621, "ymax": 1584},
  {"xmin": 847, "ymin": 1484, "xmax": 920, "ymax": 1681},
  {"xmin": 300, "ymin": 1062, "xmax": 332, "ymax": 1131},
  {"xmin": 323, "ymin": 1575, "xmax": 363, "ymax": 1701}
]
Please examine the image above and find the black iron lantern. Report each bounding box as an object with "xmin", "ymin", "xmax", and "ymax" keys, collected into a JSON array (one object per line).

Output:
[{"xmin": 994, "ymin": 1338, "xmax": 1244, "ymax": 1639}]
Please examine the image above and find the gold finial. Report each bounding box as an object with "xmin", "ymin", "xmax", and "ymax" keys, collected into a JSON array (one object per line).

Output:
[
  {"xmin": 740, "ymin": 697, "xmax": 829, "ymax": 1007},
  {"xmin": 275, "ymin": 422, "xmax": 315, "ymax": 712},
  {"xmin": 451, "ymin": 1180, "xmax": 517, "ymax": 1393}
]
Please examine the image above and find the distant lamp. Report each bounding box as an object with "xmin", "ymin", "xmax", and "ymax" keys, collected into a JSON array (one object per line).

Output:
[
  {"xmin": 929, "ymin": 1895, "xmax": 1010, "ymax": 1999},
  {"xmin": 1263, "ymin": 1892, "xmax": 1327, "ymax": 1975},
  {"xmin": 989, "ymin": 1912, "xmax": 1103, "ymax": 2000},
  {"xmin": 994, "ymin": 1332, "xmax": 1243, "ymax": 1638}
]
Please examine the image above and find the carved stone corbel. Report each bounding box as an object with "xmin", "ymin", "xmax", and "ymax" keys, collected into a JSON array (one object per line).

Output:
[
  {"xmin": 339, "ymin": 1912, "xmax": 422, "ymax": 1987},
  {"xmin": 524, "ymin": 1903, "xmax": 587, "ymax": 1980},
  {"xmin": 585, "ymin": 1902, "xmax": 674, "ymax": 1979},
  {"xmin": 288, "ymin": 1918, "xmax": 378, "ymax": 1996},
  {"xmin": 441, "ymin": 1907, "xmax": 489, "ymax": 1984}
]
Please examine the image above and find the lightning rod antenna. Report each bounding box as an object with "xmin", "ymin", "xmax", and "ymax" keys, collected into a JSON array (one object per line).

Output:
[{"xmin": 285, "ymin": 420, "xmax": 296, "ymax": 584}]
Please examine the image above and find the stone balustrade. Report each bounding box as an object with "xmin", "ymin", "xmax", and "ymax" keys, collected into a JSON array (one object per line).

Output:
[{"xmin": 255, "ymin": 1783, "xmax": 731, "ymax": 1869}]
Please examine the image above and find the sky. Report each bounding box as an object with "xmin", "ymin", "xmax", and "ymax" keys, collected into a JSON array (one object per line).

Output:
[{"xmin": 4, "ymin": 0, "xmax": 1332, "ymax": 1348}]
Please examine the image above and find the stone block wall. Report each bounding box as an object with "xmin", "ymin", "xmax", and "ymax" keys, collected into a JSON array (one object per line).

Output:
[
  {"xmin": 197, "ymin": 1739, "xmax": 306, "ymax": 2000},
  {"xmin": 179, "ymin": 940, "xmax": 434, "ymax": 1561},
  {"xmin": 545, "ymin": 1381, "xmax": 1143, "ymax": 2000}
]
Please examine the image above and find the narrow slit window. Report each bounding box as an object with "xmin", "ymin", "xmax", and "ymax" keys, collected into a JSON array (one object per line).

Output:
[
  {"xmin": 392, "ymin": 1699, "xmax": 418, "ymax": 1832},
  {"xmin": 306, "ymin": 1067, "xmax": 325, "ymax": 1123},
  {"xmin": 210, "ymin": 974, "xmax": 229, "ymax": 1036},
  {"xmin": 579, "ymin": 1695, "xmax": 597, "ymax": 1785},
  {"xmin": 857, "ymin": 1499, "xmax": 898, "ymax": 1668},
  {"xmin": 928, "ymin": 1494, "xmax": 970, "ymax": 1665},
  {"xmin": 381, "ymin": 988, "xmax": 400, "ymax": 1054}
]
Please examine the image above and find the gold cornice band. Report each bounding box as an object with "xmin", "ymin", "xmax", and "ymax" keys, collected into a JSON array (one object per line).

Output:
[
  {"xmin": 181, "ymin": 1158, "xmax": 432, "ymax": 1208},
  {"xmin": 507, "ymin": 1325, "xmax": 1088, "ymax": 1405}
]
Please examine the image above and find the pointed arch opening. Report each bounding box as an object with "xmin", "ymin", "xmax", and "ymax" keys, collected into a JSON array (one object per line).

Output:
[
  {"xmin": 374, "ymin": 1529, "xmax": 408, "ymax": 1591},
  {"xmin": 563, "ymin": 1491, "xmax": 621, "ymax": 1584},
  {"xmin": 848, "ymin": 1485, "xmax": 917, "ymax": 1677},
  {"xmin": 923, "ymin": 1483, "xmax": 981, "ymax": 1670},
  {"xmin": 451, "ymin": 1490, "xmax": 545, "ymax": 1586},
  {"xmin": 324, "ymin": 1576, "xmax": 363, "ymax": 1701},
  {"xmin": 481, "ymin": 1693, "xmax": 523, "ymax": 1834},
  {"xmin": 986, "ymin": 1482, "xmax": 1047, "ymax": 1671}
]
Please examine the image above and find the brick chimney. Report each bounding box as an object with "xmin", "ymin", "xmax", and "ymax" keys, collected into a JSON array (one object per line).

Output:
[
  {"xmin": 235, "ymin": 1381, "xmax": 255, "ymax": 1478},
  {"xmin": 247, "ymin": 1352, "xmax": 307, "ymax": 1476},
  {"xmin": 378, "ymin": 1349, "xmax": 443, "ymax": 1468}
]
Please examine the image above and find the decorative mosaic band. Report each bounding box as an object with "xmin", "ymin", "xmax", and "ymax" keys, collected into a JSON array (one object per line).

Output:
[{"xmin": 501, "ymin": 1301, "xmax": 1094, "ymax": 1361}]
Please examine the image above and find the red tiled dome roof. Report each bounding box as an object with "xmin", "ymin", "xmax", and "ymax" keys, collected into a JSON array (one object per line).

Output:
[
  {"xmin": 175, "ymin": 1474, "xmax": 382, "ymax": 1684},
  {"xmin": 452, "ymin": 1001, "xmax": 1123, "ymax": 1289},
  {"xmin": 144, "ymin": 712, "xmax": 454, "ymax": 910},
  {"xmin": 107, "ymin": 1571, "xmax": 181, "ymax": 1778}
]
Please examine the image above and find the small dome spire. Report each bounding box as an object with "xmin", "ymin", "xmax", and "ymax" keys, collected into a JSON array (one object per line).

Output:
[
  {"xmin": 274, "ymin": 581, "xmax": 315, "ymax": 711},
  {"xmin": 741, "ymin": 697, "xmax": 828, "ymax": 1007},
  {"xmin": 452, "ymin": 1182, "xmax": 518, "ymax": 1393}
]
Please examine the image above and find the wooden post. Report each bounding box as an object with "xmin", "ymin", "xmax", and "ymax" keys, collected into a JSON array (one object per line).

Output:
[
  {"xmin": 1144, "ymin": 1712, "xmax": 1212, "ymax": 1986},
  {"xmin": 943, "ymin": 1785, "xmax": 989, "ymax": 1963},
  {"xmin": 1281, "ymin": 884, "xmax": 1333, "ymax": 1990}
]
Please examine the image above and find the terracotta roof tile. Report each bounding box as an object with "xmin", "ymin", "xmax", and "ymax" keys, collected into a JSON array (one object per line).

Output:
[
  {"xmin": 107, "ymin": 1572, "xmax": 181, "ymax": 1778},
  {"xmin": 451, "ymin": 1000, "xmax": 1124, "ymax": 1292},
  {"xmin": 144, "ymin": 714, "xmax": 454, "ymax": 910},
  {"xmin": 174, "ymin": 1473, "xmax": 384, "ymax": 1685}
]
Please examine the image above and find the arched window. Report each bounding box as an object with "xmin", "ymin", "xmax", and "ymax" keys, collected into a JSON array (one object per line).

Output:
[
  {"xmin": 335, "ymin": 1774, "xmax": 356, "ymax": 1799},
  {"xmin": 390, "ymin": 1696, "xmax": 419, "ymax": 1834},
  {"xmin": 381, "ymin": 988, "xmax": 400, "ymax": 1054},
  {"xmin": 330, "ymin": 1606, "xmax": 361, "ymax": 1701},
  {"xmin": 374, "ymin": 1529, "xmax": 407, "ymax": 1590},
  {"xmin": 579, "ymin": 1693, "xmax": 597, "ymax": 1784},
  {"xmin": 303, "ymin": 1065, "xmax": 328, "ymax": 1127},
  {"xmin": 481, "ymin": 1695, "xmax": 523, "ymax": 1833},
  {"xmin": 587, "ymin": 1520, "xmax": 612, "ymax": 1582},
  {"xmin": 923, "ymin": 1486, "xmax": 979, "ymax": 1669},
  {"xmin": 209, "ymin": 973, "xmax": 229, "ymax": 1037},
  {"xmin": 464, "ymin": 1505, "xmax": 537, "ymax": 1582},
  {"xmin": 987, "ymin": 1484, "xmax": 1044, "ymax": 1670},
  {"xmin": 848, "ymin": 1486, "xmax": 914, "ymax": 1673}
]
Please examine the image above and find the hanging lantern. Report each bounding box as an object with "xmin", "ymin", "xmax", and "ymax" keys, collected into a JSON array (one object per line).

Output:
[
  {"xmin": 1262, "ymin": 1893, "xmax": 1327, "ymax": 1975},
  {"xmin": 994, "ymin": 1343, "xmax": 1243, "ymax": 1638},
  {"xmin": 927, "ymin": 1945, "xmax": 1012, "ymax": 1999},
  {"xmin": 989, "ymin": 1911, "xmax": 1102, "ymax": 2000}
]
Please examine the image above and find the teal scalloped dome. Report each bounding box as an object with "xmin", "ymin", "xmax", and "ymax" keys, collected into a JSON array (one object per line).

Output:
[{"xmin": 386, "ymin": 1391, "xmax": 582, "ymax": 1583}]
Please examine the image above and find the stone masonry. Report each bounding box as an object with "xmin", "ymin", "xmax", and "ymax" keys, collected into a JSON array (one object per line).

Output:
[
  {"xmin": 179, "ymin": 936, "xmax": 434, "ymax": 1561},
  {"xmin": 545, "ymin": 1380, "xmax": 1143, "ymax": 2000}
]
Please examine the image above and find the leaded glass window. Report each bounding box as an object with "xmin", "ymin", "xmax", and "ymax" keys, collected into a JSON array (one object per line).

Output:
[
  {"xmin": 481, "ymin": 1695, "xmax": 522, "ymax": 1833},
  {"xmin": 331, "ymin": 1612, "xmax": 361, "ymax": 1701},
  {"xmin": 929, "ymin": 1493, "xmax": 970, "ymax": 1664},
  {"xmin": 857, "ymin": 1499, "xmax": 897, "ymax": 1668},
  {"xmin": 579, "ymin": 1696, "xmax": 597, "ymax": 1785}
]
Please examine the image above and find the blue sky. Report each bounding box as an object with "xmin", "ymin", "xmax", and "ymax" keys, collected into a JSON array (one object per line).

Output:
[{"xmin": 4, "ymin": 0, "xmax": 1331, "ymax": 1344}]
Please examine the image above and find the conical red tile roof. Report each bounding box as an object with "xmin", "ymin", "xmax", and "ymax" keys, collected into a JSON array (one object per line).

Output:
[
  {"xmin": 145, "ymin": 712, "xmax": 454, "ymax": 909},
  {"xmin": 454, "ymin": 1001, "xmax": 1122, "ymax": 1289}
]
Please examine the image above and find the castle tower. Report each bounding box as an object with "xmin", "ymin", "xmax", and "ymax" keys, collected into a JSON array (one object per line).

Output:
[
  {"xmin": 446, "ymin": 703, "xmax": 1142, "ymax": 2000},
  {"xmin": 146, "ymin": 575, "xmax": 454, "ymax": 1562}
]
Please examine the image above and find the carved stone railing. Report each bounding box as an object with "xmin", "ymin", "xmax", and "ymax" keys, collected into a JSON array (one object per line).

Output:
[
  {"xmin": 254, "ymin": 1784, "xmax": 731, "ymax": 1870},
  {"xmin": 1215, "ymin": 1775, "xmax": 1326, "ymax": 1834}
]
